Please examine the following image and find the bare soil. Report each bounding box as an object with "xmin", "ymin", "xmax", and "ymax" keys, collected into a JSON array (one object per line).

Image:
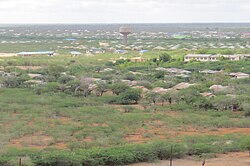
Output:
[
  {"xmin": 127, "ymin": 152, "xmax": 250, "ymax": 166},
  {"xmin": 10, "ymin": 132, "xmax": 54, "ymax": 149},
  {"xmin": 124, "ymin": 127, "xmax": 250, "ymax": 143},
  {"xmin": 0, "ymin": 53, "xmax": 16, "ymax": 57},
  {"xmin": 15, "ymin": 66, "xmax": 45, "ymax": 70}
]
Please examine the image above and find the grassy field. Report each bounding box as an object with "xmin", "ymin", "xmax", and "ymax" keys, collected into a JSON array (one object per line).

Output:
[
  {"xmin": 0, "ymin": 52, "xmax": 250, "ymax": 165},
  {"xmin": 0, "ymin": 88, "xmax": 249, "ymax": 165}
]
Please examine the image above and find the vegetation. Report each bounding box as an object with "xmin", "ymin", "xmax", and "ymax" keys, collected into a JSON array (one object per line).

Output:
[{"xmin": 0, "ymin": 45, "xmax": 250, "ymax": 165}]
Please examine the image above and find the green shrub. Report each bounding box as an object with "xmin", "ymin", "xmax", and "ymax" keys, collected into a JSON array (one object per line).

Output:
[
  {"xmin": 242, "ymin": 103, "xmax": 250, "ymax": 117},
  {"xmin": 58, "ymin": 75, "xmax": 74, "ymax": 84},
  {"xmin": 110, "ymin": 83, "xmax": 130, "ymax": 95}
]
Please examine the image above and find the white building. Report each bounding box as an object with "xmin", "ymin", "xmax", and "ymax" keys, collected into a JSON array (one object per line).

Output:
[
  {"xmin": 70, "ymin": 51, "xmax": 82, "ymax": 57},
  {"xmin": 184, "ymin": 54, "xmax": 243, "ymax": 62},
  {"xmin": 17, "ymin": 51, "xmax": 54, "ymax": 57}
]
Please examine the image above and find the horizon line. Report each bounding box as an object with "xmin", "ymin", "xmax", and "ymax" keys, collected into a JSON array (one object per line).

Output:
[{"xmin": 1, "ymin": 22, "xmax": 250, "ymax": 25}]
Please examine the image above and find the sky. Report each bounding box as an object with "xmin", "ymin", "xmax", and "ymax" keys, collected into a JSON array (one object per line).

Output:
[{"xmin": 0, "ymin": 0, "xmax": 250, "ymax": 23}]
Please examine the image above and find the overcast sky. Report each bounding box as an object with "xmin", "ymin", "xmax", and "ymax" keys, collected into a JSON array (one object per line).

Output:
[{"xmin": 0, "ymin": 0, "xmax": 250, "ymax": 23}]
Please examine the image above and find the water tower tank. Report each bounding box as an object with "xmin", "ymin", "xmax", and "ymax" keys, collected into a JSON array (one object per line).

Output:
[{"xmin": 119, "ymin": 26, "xmax": 132, "ymax": 45}]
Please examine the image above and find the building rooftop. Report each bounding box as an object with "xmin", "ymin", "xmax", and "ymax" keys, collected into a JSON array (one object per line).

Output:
[
  {"xmin": 70, "ymin": 51, "xmax": 82, "ymax": 55},
  {"xmin": 17, "ymin": 51, "xmax": 54, "ymax": 55},
  {"xmin": 186, "ymin": 54, "xmax": 212, "ymax": 58}
]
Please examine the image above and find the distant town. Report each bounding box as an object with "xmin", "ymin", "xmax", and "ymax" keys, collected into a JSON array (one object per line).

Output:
[{"xmin": 0, "ymin": 23, "xmax": 250, "ymax": 166}]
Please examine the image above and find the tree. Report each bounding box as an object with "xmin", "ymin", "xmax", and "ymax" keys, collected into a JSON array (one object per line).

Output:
[
  {"xmin": 96, "ymin": 81, "xmax": 108, "ymax": 96},
  {"xmin": 221, "ymin": 49, "xmax": 234, "ymax": 55},
  {"xmin": 75, "ymin": 77, "xmax": 96, "ymax": 97},
  {"xmin": 154, "ymin": 71, "xmax": 165, "ymax": 79},
  {"xmin": 119, "ymin": 89, "xmax": 142, "ymax": 104},
  {"xmin": 124, "ymin": 74, "xmax": 136, "ymax": 81},
  {"xmin": 47, "ymin": 65, "xmax": 65, "ymax": 79},
  {"xmin": 196, "ymin": 49, "xmax": 210, "ymax": 54},
  {"xmin": 95, "ymin": 66, "xmax": 102, "ymax": 73},
  {"xmin": 152, "ymin": 58, "xmax": 157, "ymax": 63},
  {"xmin": 115, "ymin": 59, "xmax": 128, "ymax": 65},
  {"xmin": 161, "ymin": 91, "xmax": 176, "ymax": 106},
  {"xmin": 177, "ymin": 88, "xmax": 212, "ymax": 109},
  {"xmin": 64, "ymin": 79, "xmax": 80, "ymax": 95},
  {"xmin": 111, "ymin": 83, "xmax": 130, "ymax": 95},
  {"xmin": 146, "ymin": 91, "xmax": 160, "ymax": 105},
  {"xmin": 212, "ymin": 96, "xmax": 240, "ymax": 111},
  {"xmin": 159, "ymin": 53, "xmax": 171, "ymax": 62}
]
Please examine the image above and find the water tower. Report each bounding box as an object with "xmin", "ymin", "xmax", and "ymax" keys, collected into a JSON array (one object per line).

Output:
[{"xmin": 119, "ymin": 26, "xmax": 132, "ymax": 45}]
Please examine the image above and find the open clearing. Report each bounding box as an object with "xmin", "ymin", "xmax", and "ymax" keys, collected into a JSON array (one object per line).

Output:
[
  {"xmin": 0, "ymin": 53, "xmax": 16, "ymax": 57},
  {"xmin": 128, "ymin": 152, "xmax": 250, "ymax": 166}
]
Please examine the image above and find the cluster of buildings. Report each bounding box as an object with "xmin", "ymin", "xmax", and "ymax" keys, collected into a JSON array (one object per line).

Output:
[
  {"xmin": 14, "ymin": 48, "xmax": 150, "ymax": 57},
  {"xmin": 184, "ymin": 54, "xmax": 250, "ymax": 62}
]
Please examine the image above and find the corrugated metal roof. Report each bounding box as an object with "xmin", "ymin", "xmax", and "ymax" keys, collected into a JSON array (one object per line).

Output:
[
  {"xmin": 17, "ymin": 51, "xmax": 54, "ymax": 55},
  {"xmin": 70, "ymin": 51, "xmax": 82, "ymax": 55}
]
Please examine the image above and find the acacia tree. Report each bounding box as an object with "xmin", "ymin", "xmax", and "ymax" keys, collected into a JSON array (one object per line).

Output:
[
  {"xmin": 159, "ymin": 53, "xmax": 171, "ymax": 62},
  {"xmin": 75, "ymin": 77, "xmax": 95, "ymax": 97},
  {"xmin": 96, "ymin": 81, "xmax": 108, "ymax": 96},
  {"xmin": 95, "ymin": 66, "xmax": 102, "ymax": 73},
  {"xmin": 160, "ymin": 91, "xmax": 176, "ymax": 106},
  {"xmin": 119, "ymin": 89, "xmax": 142, "ymax": 104},
  {"xmin": 145, "ymin": 91, "xmax": 160, "ymax": 105},
  {"xmin": 111, "ymin": 83, "xmax": 130, "ymax": 95}
]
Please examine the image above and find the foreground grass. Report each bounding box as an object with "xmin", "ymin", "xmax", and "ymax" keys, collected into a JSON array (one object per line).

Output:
[
  {"xmin": 0, "ymin": 88, "xmax": 249, "ymax": 165},
  {"xmin": 0, "ymin": 135, "xmax": 249, "ymax": 166}
]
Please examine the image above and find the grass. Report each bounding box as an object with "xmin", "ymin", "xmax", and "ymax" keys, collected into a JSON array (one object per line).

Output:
[
  {"xmin": 0, "ymin": 135, "xmax": 249, "ymax": 166},
  {"xmin": 0, "ymin": 88, "xmax": 249, "ymax": 152},
  {"xmin": 0, "ymin": 49, "xmax": 250, "ymax": 165}
]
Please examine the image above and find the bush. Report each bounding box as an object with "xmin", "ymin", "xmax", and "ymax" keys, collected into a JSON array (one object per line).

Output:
[
  {"xmin": 105, "ymin": 61, "xmax": 114, "ymax": 67},
  {"xmin": 239, "ymin": 137, "xmax": 250, "ymax": 151},
  {"xmin": 0, "ymin": 157, "xmax": 10, "ymax": 166},
  {"xmin": 242, "ymin": 103, "xmax": 250, "ymax": 117},
  {"xmin": 58, "ymin": 75, "xmax": 74, "ymax": 84},
  {"xmin": 111, "ymin": 83, "xmax": 130, "ymax": 95},
  {"xmin": 2, "ymin": 75, "xmax": 29, "ymax": 88},
  {"xmin": 108, "ymin": 89, "xmax": 142, "ymax": 105},
  {"xmin": 47, "ymin": 65, "xmax": 65, "ymax": 78},
  {"xmin": 188, "ymin": 143, "xmax": 214, "ymax": 155},
  {"xmin": 159, "ymin": 53, "xmax": 171, "ymax": 62},
  {"xmin": 32, "ymin": 151, "xmax": 82, "ymax": 166},
  {"xmin": 34, "ymin": 82, "xmax": 60, "ymax": 95},
  {"xmin": 1, "ymin": 136, "xmax": 250, "ymax": 166},
  {"xmin": 119, "ymin": 89, "xmax": 142, "ymax": 104}
]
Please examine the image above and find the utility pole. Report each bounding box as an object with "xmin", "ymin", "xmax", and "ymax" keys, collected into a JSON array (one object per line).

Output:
[
  {"xmin": 170, "ymin": 145, "xmax": 173, "ymax": 166},
  {"xmin": 18, "ymin": 158, "xmax": 22, "ymax": 166}
]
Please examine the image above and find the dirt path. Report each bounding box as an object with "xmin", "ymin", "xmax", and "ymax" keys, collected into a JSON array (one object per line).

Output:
[{"xmin": 127, "ymin": 152, "xmax": 250, "ymax": 166}]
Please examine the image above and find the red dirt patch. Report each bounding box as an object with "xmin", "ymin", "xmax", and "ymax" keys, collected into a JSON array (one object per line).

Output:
[
  {"xmin": 90, "ymin": 123, "xmax": 109, "ymax": 127},
  {"xmin": 53, "ymin": 142, "xmax": 68, "ymax": 149},
  {"xmin": 47, "ymin": 116, "xmax": 76, "ymax": 125},
  {"xmin": 212, "ymin": 128, "xmax": 250, "ymax": 135},
  {"xmin": 124, "ymin": 134, "xmax": 152, "ymax": 143},
  {"xmin": 83, "ymin": 136, "xmax": 94, "ymax": 142},
  {"xmin": 124, "ymin": 127, "xmax": 250, "ymax": 143},
  {"xmin": 10, "ymin": 132, "xmax": 54, "ymax": 149}
]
